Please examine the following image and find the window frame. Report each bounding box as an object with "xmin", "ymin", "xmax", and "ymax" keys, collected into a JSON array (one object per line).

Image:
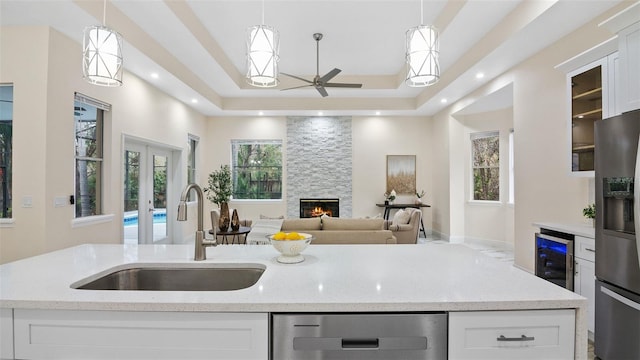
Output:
[
  {"xmin": 470, "ymin": 130, "xmax": 500, "ymax": 202},
  {"xmin": 0, "ymin": 84, "xmax": 13, "ymax": 220},
  {"xmin": 187, "ymin": 134, "xmax": 199, "ymax": 202},
  {"xmin": 74, "ymin": 93, "xmax": 109, "ymax": 218},
  {"xmin": 230, "ymin": 139, "xmax": 283, "ymax": 201}
]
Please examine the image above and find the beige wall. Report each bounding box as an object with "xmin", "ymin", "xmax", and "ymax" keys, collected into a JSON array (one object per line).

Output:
[
  {"xmin": 0, "ymin": 26, "xmax": 207, "ymax": 264},
  {"xmin": 204, "ymin": 115, "xmax": 433, "ymax": 231},
  {"xmin": 432, "ymin": 4, "xmax": 625, "ymax": 271},
  {"xmin": 457, "ymin": 108, "xmax": 514, "ymax": 245}
]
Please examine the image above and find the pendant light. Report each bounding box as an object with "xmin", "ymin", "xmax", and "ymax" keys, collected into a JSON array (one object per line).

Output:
[
  {"xmin": 405, "ymin": 0, "xmax": 439, "ymax": 87},
  {"xmin": 246, "ymin": 0, "xmax": 280, "ymax": 87},
  {"xmin": 82, "ymin": 0, "xmax": 123, "ymax": 87}
]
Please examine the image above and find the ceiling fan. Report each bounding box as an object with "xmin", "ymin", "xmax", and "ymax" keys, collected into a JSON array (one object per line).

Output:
[{"xmin": 281, "ymin": 33, "xmax": 363, "ymax": 97}]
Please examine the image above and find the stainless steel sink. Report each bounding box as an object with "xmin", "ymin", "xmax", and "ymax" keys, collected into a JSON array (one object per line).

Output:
[{"xmin": 72, "ymin": 263, "xmax": 266, "ymax": 291}]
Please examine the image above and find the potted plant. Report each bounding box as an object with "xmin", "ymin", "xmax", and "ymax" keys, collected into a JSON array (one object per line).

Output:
[
  {"xmin": 384, "ymin": 190, "xmax": 397, "ymax": 205},
  {"xmin": 415, "ymin": 190, "xmax": 426, "ymax": 205},
  {"xmin": 204, "ymin": 165, "xmax": 233, "ymax": 231},
  {"xmin": 582, "ymin": 203, "xmax": 595, "ymax": 227}
]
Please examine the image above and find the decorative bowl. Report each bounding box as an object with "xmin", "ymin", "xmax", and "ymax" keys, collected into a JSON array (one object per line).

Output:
[{"xmin": 267, "ymin": 232, "xmax": 314, "ymax": 264}]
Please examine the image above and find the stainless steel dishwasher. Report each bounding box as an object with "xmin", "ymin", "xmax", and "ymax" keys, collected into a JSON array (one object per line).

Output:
[{"xmin": 271, "ymin": 313, "xmax": 447, "ymax": 359}]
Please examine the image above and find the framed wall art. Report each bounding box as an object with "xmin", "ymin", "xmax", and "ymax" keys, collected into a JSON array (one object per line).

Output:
[{"xmin": 386, "ymin": 155, "xmax": 416, "ymax": 194}]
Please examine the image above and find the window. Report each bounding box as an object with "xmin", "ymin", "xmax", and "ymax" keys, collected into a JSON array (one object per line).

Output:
[
  {"xmin": 0, "ymin": 85, "xmax": 13, "ymax": 218},
  {"xmin": 471, "ymin": 131, "xmax": 499, "ymax": 201},
  {"xmin": 74, "ymin": 93, "xmax": 108, "ymax": 218},
  {"xmin": 231, "ymin": 140, "xmax": 282, "ymax": 200},
  {"xmin": 508, "ymin": 129, "xmax": 514, "ymax": 204},
  {"xmin": 187, "ymin": 135, "xmax": 198, "ymax": 201}
]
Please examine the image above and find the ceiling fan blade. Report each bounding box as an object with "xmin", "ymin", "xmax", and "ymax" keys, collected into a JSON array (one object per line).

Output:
[
  {"xmin": 316, "ymin": 86, "xmax": 329, "ymax": 97},
  {"xmin": 324, "ymin": 83, "xmax": 363, "ymax": 88},
  {"xmin": 281, "ymin": 72, "xmax": 313, "ymax": 84},
  {"xmin": 280, "ymin": 84, "xmax": 314, "ymax": 91},
  {"xmin": 319, "ymin": 68, "xmax": 341, "ymax": 83}
]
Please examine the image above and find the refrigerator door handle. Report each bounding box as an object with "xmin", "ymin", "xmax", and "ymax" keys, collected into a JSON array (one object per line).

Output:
[
  {"xmin": 635, "ymin": 134, "xmax": 640, "ymax": 271},
  {"xmin": 601, "ymin": 286, "xmax": 640, "ymax": 311}
]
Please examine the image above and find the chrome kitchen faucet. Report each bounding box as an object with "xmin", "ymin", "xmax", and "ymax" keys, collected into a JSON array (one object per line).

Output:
[{"xmin": 177, "ymin": 184, "xmax": 217, "ymax": 261}]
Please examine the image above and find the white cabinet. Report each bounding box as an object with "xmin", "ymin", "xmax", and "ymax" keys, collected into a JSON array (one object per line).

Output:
[
  {"xmin": 566, "ymin": 53, "xmax": 619, "ymax": 174},
  {"xmin": 617, "ymin": 22, "xmax": 640, "ymax": 112},
  {"xmin": 574, "ymin": 235, "xmax": 596, "ymax": 339},
  {"xmin": 13, "ymin": 309, "xmax": 268, "ymax": 360},
  {"xmin": 449, "ymin": 309, "xmax": 575, "ymax": 360},
  {"xmin": 0, "ymin": 308, "xmax": 13, "ymax": 360},
  {"xmin": 601, "ymin": 3, "xmax": 640, "ymax": 113}
]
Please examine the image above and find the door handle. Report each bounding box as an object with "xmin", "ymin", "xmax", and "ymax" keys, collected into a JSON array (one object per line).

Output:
[{"xmin": 601, "ymin": 286, "xmax": 640, "ymax": 311}]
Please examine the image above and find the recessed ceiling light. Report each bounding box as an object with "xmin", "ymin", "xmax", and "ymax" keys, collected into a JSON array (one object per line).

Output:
[
  {"xmin": 440, "ymin": 98, "xmax": 448, "ymax": 104},
  {"xmin": 475, "ymin": 72, "xmax": 485, "ymax": 79},
  {"xmin": 150, "ymin": 73, "xmax": 159, "ymax": 79},
  {"xmin": 318, "ymin": 111, "xmax": 323, "ymax": 116},
  {"xmin": 258, "ymin": 111, "xmax": 264, "ymax": 116},
  {"xmin": 375, "ymin": 111, "xmax": 381, "ymax": 116},
  {"xmin": 191, "ymin": 99, "xmax": 198, "ymax": 104}
]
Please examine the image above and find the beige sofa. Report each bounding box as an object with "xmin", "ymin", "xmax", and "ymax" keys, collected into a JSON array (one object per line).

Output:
[{"xmin": 281, "ymin": 217, "xmax": 397, "ymax": 244}]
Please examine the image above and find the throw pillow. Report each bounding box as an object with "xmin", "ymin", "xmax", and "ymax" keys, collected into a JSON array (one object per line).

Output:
[
  {"xmin": 392, "ymin": 209, "xmax": 411, "ymax": 226},
  {"xmin": 260, "ymin": 214, "xmax": 285, "ymax": 220}
]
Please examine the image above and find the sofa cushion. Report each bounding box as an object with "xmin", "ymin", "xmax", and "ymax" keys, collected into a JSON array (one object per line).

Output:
[
  {"xmin": 281, "ymin": 217, "xmax": 322, "ymax": 231},
  {"xmin": 392, "ymin": 209, "xmax": 412, "ymax": 226},
  {"xmin": 322, "ymin": 217, "xmax": 384, "ymax": 231}
]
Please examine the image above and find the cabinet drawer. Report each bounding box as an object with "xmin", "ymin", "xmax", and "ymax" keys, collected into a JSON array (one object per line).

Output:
[
  {"xmin": 575, "ymin": 235, "xmax": 596, "ymax": 261},
  {"xmin": 14, "ymin": 309, "xmax": 268, "ymax": 360},
  {"xmin": 449, "ymin": 309, "xmax": 575, "ymax": 359}
]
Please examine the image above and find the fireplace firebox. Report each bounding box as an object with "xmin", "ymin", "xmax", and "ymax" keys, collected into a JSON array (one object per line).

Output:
[{"xmin": 300, "ymin": 198, "xmax": 339, "ymax": 218}]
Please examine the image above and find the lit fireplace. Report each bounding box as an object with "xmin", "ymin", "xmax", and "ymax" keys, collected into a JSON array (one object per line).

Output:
[{"xmin": 300, "ymin": 198, "xmax": 339, "ymax": 218}]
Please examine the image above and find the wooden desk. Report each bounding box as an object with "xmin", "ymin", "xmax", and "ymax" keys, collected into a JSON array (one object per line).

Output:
[
  {"xmin": 376, "ymin": 203, "xmax": 431, "ymax": 238},
  {"xmin": 208, "ymin": 226, "xmax": 251, "ymax": 245}
]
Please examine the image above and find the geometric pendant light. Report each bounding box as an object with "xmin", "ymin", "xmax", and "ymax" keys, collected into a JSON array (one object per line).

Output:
[
  {"xmin": 82, "ymin": 0, "xmax": 123, "ymax": 87},
  {"xmin": 246, "ymin": 0, "xmax": 280, "ymax": 87},
  {"xmin": 405, "ymin": 0, "xmax": 439, "ymax": 87}
]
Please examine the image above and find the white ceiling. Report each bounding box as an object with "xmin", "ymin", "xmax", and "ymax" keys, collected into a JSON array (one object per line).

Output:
[{"xmin": 0, "ymin": 0, "xmax": 625, "ymax": 117}]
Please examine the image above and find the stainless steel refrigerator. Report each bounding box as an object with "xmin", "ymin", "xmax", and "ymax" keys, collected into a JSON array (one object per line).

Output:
[{"xmin": 594, "ymin": 108, "xmax": 640, "ymax": 360}]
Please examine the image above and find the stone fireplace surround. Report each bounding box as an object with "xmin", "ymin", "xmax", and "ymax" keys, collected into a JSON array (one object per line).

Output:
[{"xmin": 286, "ymin": 117, "xmax": 352, "ymax": 218}]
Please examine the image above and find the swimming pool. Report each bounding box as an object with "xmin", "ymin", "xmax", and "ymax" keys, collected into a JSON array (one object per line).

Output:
[{"xmin": 123, "ymin": 210, "xmax": 167, "ymax": 226}]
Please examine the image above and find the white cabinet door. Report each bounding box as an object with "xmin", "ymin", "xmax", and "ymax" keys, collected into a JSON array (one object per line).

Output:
[
  {"xmin": 14, "ymin": 310, "xmax": 268, "ymax": 360},
  {"xmin": 0, "ymin": 308, "xmax": 13, "ymax": 360},
  {"xmin": 449, "ymin": 309, "xmax": 575, "ymax": 360},
  {"xmin": 574, "ymin": 235, "xmax": 596, "ymax": 337},
  {"xmin": 575, "ymin": 258, "xmax": 596, "ymax": 336},
  {"xmin": 618, "ymin": 22, "xmax": 640, "ymax": 113}
]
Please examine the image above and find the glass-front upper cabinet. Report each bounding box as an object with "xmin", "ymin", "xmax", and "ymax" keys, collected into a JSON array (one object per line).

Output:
[
  {"xmin": 566, "ymin": 53, "xmax": 618, "ymax": 175},
  {"xmin": 570, "ymin": 64, "xmax": 602, "ymax": 172}
]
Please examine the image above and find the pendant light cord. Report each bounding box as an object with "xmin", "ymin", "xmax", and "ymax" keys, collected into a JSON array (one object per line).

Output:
[
  {"xmin": 261, "ymin": 0, "xmax": 265, "ymax": 25},
  {"xmin": 420, "ymin": 0, "xmax": 424, "ymax": 25},
  {"xmin": 103, "ymin": 0, "xmax": 107, "ymax": 25}
]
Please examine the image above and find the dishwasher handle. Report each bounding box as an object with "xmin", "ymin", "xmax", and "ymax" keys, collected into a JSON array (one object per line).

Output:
[{"xmin": 342, "ymin": 338, "xmax": 379, "ymax": 349}]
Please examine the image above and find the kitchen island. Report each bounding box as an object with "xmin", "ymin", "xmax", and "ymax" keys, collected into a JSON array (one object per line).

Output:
[{"xmin": 0, "ymin": 243, "xmax": 587, "ymax": 359}]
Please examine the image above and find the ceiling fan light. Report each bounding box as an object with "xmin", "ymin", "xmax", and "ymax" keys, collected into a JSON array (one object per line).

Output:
[
  {"xmin": 405, "ymin": 25, "xmax": 439, "ymax": 87},
  {"xmin": 246, "ymin": 25, "xmax": 280, "ymax": 88},
  {"xmin": 82, "ymin": 25, "xmax": 123, "ymax": 87}
]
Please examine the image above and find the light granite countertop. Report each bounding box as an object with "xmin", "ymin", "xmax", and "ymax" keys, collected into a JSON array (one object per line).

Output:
[
  {"xmin": 0, "ymin": 243, "xmax": 588, "ymax": 358},
  {"xmin": 533, "ymin": 222, "xmax": 595, "ymax": 238},
  {"xmin": 0, "ymin": 243, "xmax": 585, "ymax": 313}
]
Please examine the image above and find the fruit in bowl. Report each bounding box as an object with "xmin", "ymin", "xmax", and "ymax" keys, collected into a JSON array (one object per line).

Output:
[{"xmin": 267, "ymin": 232, "xmax": 314, "ymax": 264}]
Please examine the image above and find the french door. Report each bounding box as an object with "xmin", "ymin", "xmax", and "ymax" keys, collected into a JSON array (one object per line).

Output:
[{"xmin": 123, "ymin": 141, "xmax": 174, "ymax": 244}]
